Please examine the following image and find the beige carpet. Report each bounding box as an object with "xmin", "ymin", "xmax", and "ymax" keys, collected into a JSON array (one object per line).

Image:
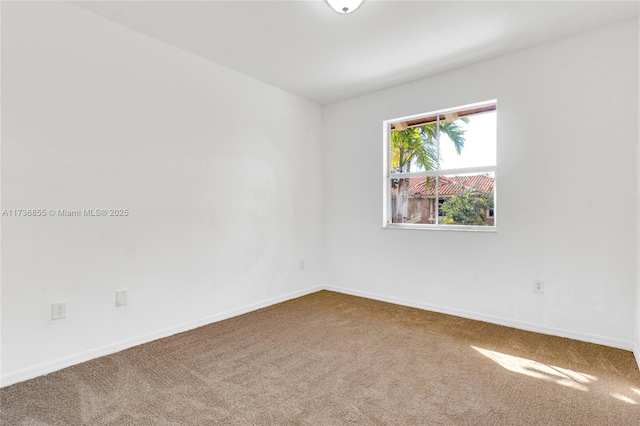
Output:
[{"xmin": 1, "ymin": 290, "xmax": 639, "ymax": 425}]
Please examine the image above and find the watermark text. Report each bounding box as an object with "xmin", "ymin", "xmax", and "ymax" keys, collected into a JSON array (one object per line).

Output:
[{"xmin": 2, "ymin": 208, "xmax": 130, "ymax": 217}]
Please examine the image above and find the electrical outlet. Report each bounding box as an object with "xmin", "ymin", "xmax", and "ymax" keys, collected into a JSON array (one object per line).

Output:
[
  {"xmin": 116, "ymin": 289, "xmax": 127, "ymax": 306},
  {"xmin": 533, "ymin": 280, "xmax": 545, "ymax": 294},
  {"xmin": 51, "ymin": 302, "xmax": 66, "ymax": 320}
]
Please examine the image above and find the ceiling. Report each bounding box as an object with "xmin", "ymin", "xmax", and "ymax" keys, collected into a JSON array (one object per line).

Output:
[{"xmin": 71, "ymin": 0, "xmax": 639, "ymax": 105}]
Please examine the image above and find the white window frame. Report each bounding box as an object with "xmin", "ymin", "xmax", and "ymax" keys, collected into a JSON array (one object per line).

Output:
[{"xmin": 382, "ymin": 99, "xmax": 497, "ymax": 232}]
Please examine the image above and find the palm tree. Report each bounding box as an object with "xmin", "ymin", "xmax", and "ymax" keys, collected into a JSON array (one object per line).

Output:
[{"xmin": 390, "ymin": 119, "xmax": 468, "ymax": 222}]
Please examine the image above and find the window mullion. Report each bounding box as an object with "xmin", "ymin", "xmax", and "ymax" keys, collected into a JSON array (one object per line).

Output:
[{"xmin": 435, "ymin": 116, "xmax": 440, "ymax": 225}]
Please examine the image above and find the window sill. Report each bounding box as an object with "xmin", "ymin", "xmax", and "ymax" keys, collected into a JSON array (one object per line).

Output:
[{"xmin": 383, "ymin": 223, "xmax": 497, "ymax": 233}]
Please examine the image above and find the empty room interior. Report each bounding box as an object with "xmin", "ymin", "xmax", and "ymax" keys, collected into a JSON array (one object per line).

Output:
[{"xmin": 1, "ymin": 0, "xmax": 640, "ymax": 424}]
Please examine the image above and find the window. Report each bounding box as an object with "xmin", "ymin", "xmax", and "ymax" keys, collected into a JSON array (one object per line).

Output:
[{"xmin": 383, "ymin": 100, "xmax": 497, "ymax": 230}]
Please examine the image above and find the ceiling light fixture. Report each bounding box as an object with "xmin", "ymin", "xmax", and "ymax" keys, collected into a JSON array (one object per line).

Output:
[{"xmin": 327, "ymin": 0, "xmax": 364, "ymax": 14}]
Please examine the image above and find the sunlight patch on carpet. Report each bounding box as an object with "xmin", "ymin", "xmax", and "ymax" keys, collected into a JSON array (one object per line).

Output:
[
  {"xmin": 471, "ymin": 346, "xmax": 596, "ymax": 392},
  {"xmin": 610, "ymin": 392, "xmax": 638, "ymax": 404}
]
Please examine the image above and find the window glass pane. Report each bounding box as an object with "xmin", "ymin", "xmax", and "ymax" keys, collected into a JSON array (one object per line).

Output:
[
  {"xmin": 439, "ymin": 111, "xmax": 496, "ymax": 170},
  {"xmin": 385, "ymin": 101, "xmax": 498, "ymax": 229},
  {"xmin": 390, "ymin": 176, "xmax": 438, "ymax": 224},
  {"xmin": 438, "ymin": 172, "xmax": 495, "ymax": 226},
  {"xmin": 389, "ymin": 125, "xmax": 439, "ymax": 173}
]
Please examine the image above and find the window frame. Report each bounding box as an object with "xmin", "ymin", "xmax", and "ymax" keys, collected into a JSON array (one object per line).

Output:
[{"xmin": 382, "ymin": 100, "xmax": 497, "ymax": 232}]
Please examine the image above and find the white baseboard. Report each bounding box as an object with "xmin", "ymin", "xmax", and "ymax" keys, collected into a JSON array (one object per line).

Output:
[
  {"xmin": 324, "ymin": 285, "xmax": 636, "ymax": 352},
  {"xmin": 3, "ymin": 283, "xmax": 636, "ymax": 387},
  {"xmin": 0, "ymin": 285, "xmax": 323, "ymax": 388}
]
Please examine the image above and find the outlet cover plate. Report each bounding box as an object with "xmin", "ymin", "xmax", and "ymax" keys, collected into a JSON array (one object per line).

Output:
[
  {"xmin": 52, "ymin": 302, "xmax": 66, "ymax": 320},
  {"xmin": 533, "ymin": 280, "xmax": 545, "ymax": 294}
]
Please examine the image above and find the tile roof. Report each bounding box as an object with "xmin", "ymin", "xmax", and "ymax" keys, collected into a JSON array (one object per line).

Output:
[{"xmin": 394, "ymin": 174, "xmax": 494, "ymax": 196}]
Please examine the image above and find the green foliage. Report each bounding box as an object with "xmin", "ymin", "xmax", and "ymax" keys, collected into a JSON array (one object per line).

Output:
[
  {"xmin": 440, "ymin": 191, "xmax": 494, "ymax": 226},
  {"xmin": 390, "ymin": 126, "xmax": 437, "ymax": 174},
  {"xmin": 390, "ymin": 119, "xmax": 468, "ymax": 174}
]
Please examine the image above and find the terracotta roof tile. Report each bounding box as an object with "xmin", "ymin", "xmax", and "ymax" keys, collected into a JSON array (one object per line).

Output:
[{"xmin": 393, "ymin": 174, "xmax": 494, "ymax": 196}]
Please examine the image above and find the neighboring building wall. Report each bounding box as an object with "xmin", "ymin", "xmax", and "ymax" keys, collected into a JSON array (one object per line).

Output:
[{"xmin": 407, "ymin": 197, "xmax": 434, "ymax": 224}]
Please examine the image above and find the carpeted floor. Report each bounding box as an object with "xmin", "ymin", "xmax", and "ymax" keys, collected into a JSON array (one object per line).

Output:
[{"xmin": 1, "ymin": 290, "xmax": 639, "ymax": 425}]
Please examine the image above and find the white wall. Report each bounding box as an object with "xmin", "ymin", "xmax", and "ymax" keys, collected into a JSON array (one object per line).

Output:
[
  {"xmin": 1, "ymin": 2, "xmax": 324, "ymax": 385},
  {"xmin": 637, "ymin": 66, "xmax": 640, "ymax": 367},
  {"xmin": 324, "ymin": 19, "xmax": 639, "ymax": 350}
]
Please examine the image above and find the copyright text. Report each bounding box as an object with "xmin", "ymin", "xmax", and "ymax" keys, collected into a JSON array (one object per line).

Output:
[{"xmin": 2, "ymin": 209, "xmax": 130, "ymax": 217}]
